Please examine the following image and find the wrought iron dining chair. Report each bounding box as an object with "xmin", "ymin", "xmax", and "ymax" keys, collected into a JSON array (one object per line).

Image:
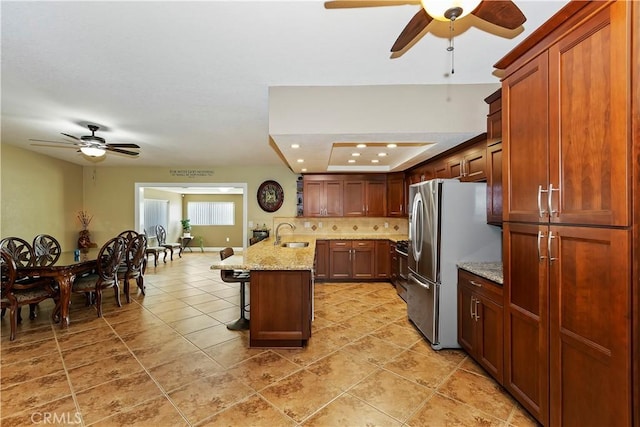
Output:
[
  {"xmin": 155, "ymin": 225, "xmax": 182, "ymax": 260},
  {"xmin": 0, "ymin": 237, "xmax": 53, "ymax": 322},
  {"xmin": 219, "ymin": 247, "xmax": 250, "ymax": 330},
  {"xmin": 71, "ymin": 236, "xmax": 126, "ymax": 318},
  {"xmin": 117, "ymin": 234, "xmax": 147, "ymax": 303},
  {"xmin": 1, "ymin": 250, "xmax": 60, "ymax": 341}
]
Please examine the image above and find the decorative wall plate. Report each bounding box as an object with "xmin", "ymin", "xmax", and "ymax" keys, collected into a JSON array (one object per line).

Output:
[{"xmin": 257, "ymin": 180, "xmax": 284, "ymax": 212}]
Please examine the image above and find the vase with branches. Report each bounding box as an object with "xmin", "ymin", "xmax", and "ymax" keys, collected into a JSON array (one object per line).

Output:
[{"xmin": 77, "ymin": 210, "xmax": 94, "ymax": 249}]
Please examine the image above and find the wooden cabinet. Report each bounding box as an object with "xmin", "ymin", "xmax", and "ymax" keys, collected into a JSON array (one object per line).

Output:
[
  {"xmin": 457, "ymin": 269, "xmax": 503, "ymax": 383},
  {"xmin": 343, "ymin": 179, "xmax": 386, "ymax": 217},
  {"xmin": 486, "ymin": 142, "xmax": 503, "ymax": 224},
  {"xmin": 314, "ymin": 240, "xmax": 329, "ymax": 280},
  {"xmin": 328, "ymin": 240, "xmax": 375, "ymax": 280},
  {"xmin": 303, "ymin": 178, "xmax": 343, "ymax": 217},
  {"xmin": 249, "ymin": 270, "xmax": 312, "ymax": 348},
  {"xmin": 485, "ymin": 89, "xmax": 502, "ymax": 146},
  {"xmin": 386, "ymin": 173, "xmax": 406, "ymax": 217},
  {"xmin": 497, "ymin": 2, "xmax": 637, "ymax": 425},
  {"xmin": 389, "ymin": 242, "xmax": 398, "ymax": 285},
  {"xmin": 374, "ymin": 240, "xmax": 389, "ymax": 279}
]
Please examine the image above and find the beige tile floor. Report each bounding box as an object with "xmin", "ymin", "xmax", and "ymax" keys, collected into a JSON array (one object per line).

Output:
[{"xmin": 1, "ymin": 252, "xmax": 539, "ymax": 426}]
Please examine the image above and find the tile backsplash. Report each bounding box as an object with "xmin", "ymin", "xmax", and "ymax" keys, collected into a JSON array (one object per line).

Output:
[{"xmin": 271, "ymin": 217, "xmax": 408, "ymax": 237}]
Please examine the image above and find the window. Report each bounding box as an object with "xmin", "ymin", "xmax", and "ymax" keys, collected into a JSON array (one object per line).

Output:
[
  {"xmin": 143, "ymin": 199, "xmax": 168, "ymax": 236},
  {"xmin": 188, "ymin": 201, "xmax": 235, "ymax": 226}
]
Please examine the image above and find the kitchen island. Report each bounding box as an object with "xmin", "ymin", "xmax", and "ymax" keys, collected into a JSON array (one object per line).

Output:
[{"xmin": 211, "ymin": 236, "xmax": 316, "ymax": 348}]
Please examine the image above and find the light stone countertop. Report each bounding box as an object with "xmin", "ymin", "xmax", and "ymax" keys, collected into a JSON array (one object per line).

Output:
[
  {"xmin": 457, "ymin": 261, "xmax": 504, "ymax": 285},
  {"xmin": 210, "ymin": 234, "xmax": 408, "ymax": 271}
]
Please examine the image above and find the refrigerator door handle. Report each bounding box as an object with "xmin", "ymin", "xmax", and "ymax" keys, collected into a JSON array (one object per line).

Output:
[{"xmin": 409, "ymin": 273, "xmax": 430, "ymax": 290}]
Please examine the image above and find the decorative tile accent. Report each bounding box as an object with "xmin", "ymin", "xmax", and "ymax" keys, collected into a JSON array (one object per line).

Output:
[
  {"xmin": 332, "ymin": 225, "xmax": 338, "ymax": 231},
  {"xmin": 394, "ymin": 225, "xmax": 399, "ymax": 231},
  {"xmin": 373, "ymin": 225, "xmax": 379, "ymax": 231},
  {"xmin": 352, "ymin": 225, "xmax": 358, "ymax": 231},
  {"xmin": 311, "ymin": 225, "xmax": 317, "ymax": 231}
]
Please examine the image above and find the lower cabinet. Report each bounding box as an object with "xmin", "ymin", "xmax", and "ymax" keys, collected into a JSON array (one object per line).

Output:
[
  {"xmin": 249, "ymin": 270, "xmax": 312, "ymax": 348},
  {"xmin": 314, "ymin": 240, "xmax": 329, "ymax": 280},
  {"xmin": 457, "ymin": 269, "xmax": 503, "ymax": 383},
  {"xmin": 329, "ymin": 240, "xmax": 375, "ymax": 279},
  {"xmin": 374, "ymin": 240, "xmax": 390, "ymax": 279}
]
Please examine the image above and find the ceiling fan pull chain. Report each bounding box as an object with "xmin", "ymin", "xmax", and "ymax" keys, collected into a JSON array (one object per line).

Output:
[{"xmin": 447, "ymin": 19, "xmax": 455, "ymax": 74}]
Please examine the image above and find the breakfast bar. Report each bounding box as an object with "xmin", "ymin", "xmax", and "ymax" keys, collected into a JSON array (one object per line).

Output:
[{"xmin": 211, "ymin": 236, "xmax": 316, "ymax": 348}]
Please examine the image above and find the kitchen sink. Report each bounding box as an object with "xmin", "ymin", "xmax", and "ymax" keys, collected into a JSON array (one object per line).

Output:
[{"xmin": 281, "ymin": 242, "xmax": 309, "ymax": 248}]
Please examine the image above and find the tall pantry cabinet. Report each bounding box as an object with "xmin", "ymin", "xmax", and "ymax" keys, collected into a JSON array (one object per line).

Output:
[{"xmin": 495, "ymin": 1, "xmax": 638, "ymax": 426}]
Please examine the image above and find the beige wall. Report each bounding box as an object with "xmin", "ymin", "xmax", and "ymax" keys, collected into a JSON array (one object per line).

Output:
[
  {"xmin": 142, "ymin": 187, "xmax": 183, "ymax": 241},
  {"xmin": 1, "ymin": 144, "xmax": 298, "ymax": 251},
  {"xmin": 1, "ymin": 144, "xmax": 84, "ymax": 251}
]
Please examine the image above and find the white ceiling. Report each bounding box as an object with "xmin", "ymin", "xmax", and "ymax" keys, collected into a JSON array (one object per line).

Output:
[{"xmin": 1, "ymin": 0, "xmax": 568, "ymax": 173}]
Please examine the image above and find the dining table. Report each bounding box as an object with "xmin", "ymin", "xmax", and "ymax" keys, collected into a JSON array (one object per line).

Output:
[{"xmin": 17, "ymin": 248, "xmax": 100, "ymax": 328}]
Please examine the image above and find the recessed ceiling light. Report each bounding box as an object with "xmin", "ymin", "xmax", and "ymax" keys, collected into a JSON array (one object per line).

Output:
[
  {"xmin": 297, "ymin": 159, "xmax": 304, "ymax": 163},
  {"xmin": 371, "ymin": 159, "xmax": 380, "ymax": 163},
  {"xmin": 356, "ymin": 143, "xmax": 367, "ymax": 148},
  {"xmin": 387, "ymin": 143, "xmax": 397, "ymax": 148},
  {"xmin": 301, "ymin": 168, "xmax": 307, "ymax": 172},
  {"xmin": 378, "ymin": 152, "xmax": 387, "ymax": 157},
  {"xmin": 351, "ymin": 152, "xmax": 360, "ymax": 157},
  {"xmin": 291, "ymin": 144, "xmax": 300, "ymax": 149},
  {"xmin": 348, "ymin": 159, "xmax": 356, "ymax": 163}
]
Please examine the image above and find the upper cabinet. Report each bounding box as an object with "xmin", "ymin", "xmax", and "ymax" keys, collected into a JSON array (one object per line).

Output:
[
  {"xmin": 303, "ymin": 177, "xmax": 343, "ymax": 217},
  {"xmin": 343, "ymin": 177, "xmax": 387, "ymax": 217},
  {"xmin": 485, "ymin": 89, "xmax": 503, "ymax": 225},
  {"xmin": 485, "ymin": 89, "xmax": 502, "ymax": 146},
  {"xmin": 386, "ymin": 172, "xmax": 406, "ymax": 217},
  {"xmin": 501, "ymin": 3, "xmax": 631, "ymax": 227}
]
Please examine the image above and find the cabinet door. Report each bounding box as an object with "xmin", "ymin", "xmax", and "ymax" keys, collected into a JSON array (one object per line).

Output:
[
  {"xmin": 314, "ymin": 240, "xmax": 329, "ymax": 280},
  {"xmin": 324, "ymin": 180, "xmax": 344, "ymax": 217},
  {"xmin": 446, "ymin": 155, "xmax": 464, "ymax": 180},
  {"xmin": 365, "ymin": 181, "xmax": 387, "ymax": 216},
  {"xmin": 548, "ymin": 4, "xmax": 630, "ymax": 227},
  {"xmin": 477, "ymin": 295, "xmax": 503, "ymax": 383},
  {"xmin": 487, "ymin": 110, "xmax": 502, "ymax": 145},
  {"xmin": 457, "ymin": 280, "xmax": 476, "ymax": 354},
  {"xmin": 387, "ymin": 174, "xmax": 405, "ymax": 217},
  {"xmin": 486, "ymin": 142, "xmax": 503, "ymax": 224},
  {"xmin": 250, "ymin": 271, "xmax": 311, "ymax": 346},
  {"xmin": 352, "ymin": 240, "xmax": 375, "ymax": 279},
  {"xmin": 548, "ymin": 225, "xmax": 631, "ymax": 426},
  {"xmin": 303, "ymin": 180, "xmax": 324, "ymax": 217},
  {"xmin": 433, "ymin": 162, "xmax": 450, "ymax": 179},
  {"xmin": 503, "ymin": 222, "xmax": 549, "ymax": 425},
  {"xmin": 461, "ymin": 146, "xmax": 487, "ymax": 182},
  {"xmin": 329, "ymin": 241, "xmax": 351, "ymax": 279},
  {"xmin": 343, "ymin": 181, "xmax": 365, "ymax": 216},
  {"xmin": 503, "ymin": 53, "xmax": 550, "ymax": 223},
  {"xmin": 374, "ymin": 240, "xmax": 390, "ymax": 279},
  {"xmin": 390, "ymin": 243, "xmax": 398, "ymax": 285}
]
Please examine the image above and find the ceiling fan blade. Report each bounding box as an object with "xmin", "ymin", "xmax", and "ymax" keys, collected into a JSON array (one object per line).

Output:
[
  {"xmin": 325, "ymin": 0, "xmax": 419, "ymax": 9},
  {"xmin": 106, "ymin": 143, "xmax": 141, "ymax": 149},
  {"xmin": 61, "ymin": 132, "xmax": 81, "ymax": 141},
  {"xmin": 29, "ymin": 138, "xmax": 78, "ymax": 146},
  {"xmin": 30, "ymin": 143, "xmax": 78, "ymax": 149},
  {"xmin": 472, "ymin": 0, "xmax": 526, "ymax": 30},
  {"xmin": 391, "ymin": 8, "xmax": 433, "ymax": 53},
  {"xmin": 106, "ymin": 147, "xmax": 140, "ymax": 156}
]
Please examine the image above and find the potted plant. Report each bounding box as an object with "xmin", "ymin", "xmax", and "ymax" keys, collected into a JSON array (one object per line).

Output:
[{"xmin": 181, "ymin": 219, "xmax": 191, "ymax": 237}]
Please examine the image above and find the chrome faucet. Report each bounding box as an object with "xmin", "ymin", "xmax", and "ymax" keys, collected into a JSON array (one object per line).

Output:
[{"xmin": 274, "ymin": 222, "xmax": 295, "ymax": 245}]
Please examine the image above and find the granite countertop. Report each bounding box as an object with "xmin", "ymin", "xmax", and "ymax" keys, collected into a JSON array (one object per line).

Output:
[
  {"xmin": 457, "ymin": 261, "xmax": 503, "ymax": 285},
  {"xmin": 210, "ymin": 234, "xmax": 408, "ymax": 272}
]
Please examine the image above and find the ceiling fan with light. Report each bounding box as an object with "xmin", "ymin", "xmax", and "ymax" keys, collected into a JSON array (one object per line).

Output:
[
  {"xmin": 30, "ymin": 125, "xmax": 140, "ymax": 158},
  {"xmin": 325, "ymin": 0, "xmax": 526, "ymax": 58}
]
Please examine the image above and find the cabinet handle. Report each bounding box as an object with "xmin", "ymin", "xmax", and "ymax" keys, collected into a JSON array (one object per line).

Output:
[
  {"xmin": 548, "ymin": 184, "xmax": 560, "ymax": 217},
  {"xmin": 475, "ymin": 299, "xmax": 480, "ymax": 321},
  {"xmin": 537, "ymin": 230, "xmax": 547, "ymax": 261},
  {"xmin": 469, "ymin": 280, "xmax": 482, "ymax": 288},
  {"xmin": 470, "ymin": 296, "xmax": 475, "ymax": 319},
  {"xmin": 548, "ymin": 231, "xmax": 558, "ymax": 263},
  {"xmin": 538, "ymin": 185, "xmax": 549, "ymax": 218}
]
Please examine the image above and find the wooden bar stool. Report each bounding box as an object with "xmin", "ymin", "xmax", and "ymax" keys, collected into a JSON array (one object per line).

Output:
[{"xmin": 219, "ymin": 247, "xmax": 250, "ymax": 330}]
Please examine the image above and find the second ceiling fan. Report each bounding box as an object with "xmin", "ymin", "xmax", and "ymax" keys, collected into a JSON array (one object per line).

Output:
[{"xmin": 325, "ymin": 0, "xmax": 526, "ymax": 57}]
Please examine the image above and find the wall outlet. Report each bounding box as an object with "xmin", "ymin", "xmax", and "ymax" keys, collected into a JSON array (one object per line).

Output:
[
  {"xmin": 304, "ymin": 221, "xmax": 311, "ymax": 228},
  {"xmin": 384, "ymin": 222, "xmax": 389, "ymax": 228},
  {"xmin": 248, "ymin": 221, "xmax": 254, "ymax": 228},
  {"xmin": 318, "ymin": 222, "xmax": 323, "ymax": 228},
  {"xmin": 226, "ymin": 237, "xmax": 230, "ymax": 242}
]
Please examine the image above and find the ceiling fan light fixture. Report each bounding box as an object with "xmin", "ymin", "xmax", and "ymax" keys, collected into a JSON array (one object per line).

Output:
[
  {"xmin": 421, "ymin": 0, "xmax": 481, "ymax": 21},
  {"xmin": 80, "ymin": 146, "xmax": 106, "ymax": 157}
]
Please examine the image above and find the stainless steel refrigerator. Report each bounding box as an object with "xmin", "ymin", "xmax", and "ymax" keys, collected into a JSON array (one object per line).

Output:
[{"xmin": 408, "ymin": 179, "xmax": 501, "ymax": 349}]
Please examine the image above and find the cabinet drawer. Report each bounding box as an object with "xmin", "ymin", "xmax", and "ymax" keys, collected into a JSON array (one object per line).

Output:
[
  {"xmin": 458, "ymin": 269, "xmax": 502, "ymax": 305},
  {"xmin": 329, "ymin": 241, "xmax": 350, "ymax": 249}
]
